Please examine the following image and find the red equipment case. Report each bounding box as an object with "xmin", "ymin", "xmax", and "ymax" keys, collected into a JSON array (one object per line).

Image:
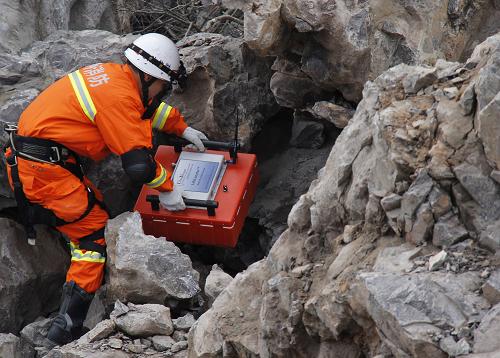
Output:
[{"xmin": 134, "ymin": 145, "xmax": 258, "ymax": 248}]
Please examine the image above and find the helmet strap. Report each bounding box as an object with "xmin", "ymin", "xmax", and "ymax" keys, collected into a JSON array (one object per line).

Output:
[{"xmin": 141, "ymin": 76, "xmax": 172, "ymax": 120}]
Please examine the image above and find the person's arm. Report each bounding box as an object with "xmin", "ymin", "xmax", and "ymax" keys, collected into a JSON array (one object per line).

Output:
[
  {"xmin": 151, "ymin": 102, "xmax": 207, "ymax": 151},
  {"xmin": 95, "ymin": 100, "xmax": 174, "ymax": 192}
]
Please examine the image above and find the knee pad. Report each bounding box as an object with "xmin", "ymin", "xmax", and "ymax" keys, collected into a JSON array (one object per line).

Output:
[{"xmin": 121, "ymin": 148, "xmax": 156, "ymax": 184}]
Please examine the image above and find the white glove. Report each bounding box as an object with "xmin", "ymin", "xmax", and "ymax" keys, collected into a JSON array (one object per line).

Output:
[
  {"xmin": 159, "ymin": 186, "xmax": 186, "ymax": 211},
  {"xmin": 181, "ymin": 127, "xmax": 208, "ymax": 152}
]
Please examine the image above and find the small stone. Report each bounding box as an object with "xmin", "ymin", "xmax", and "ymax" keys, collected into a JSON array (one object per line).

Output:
[
  {"xmin": 108, "ymin": 338, "xmax": 123, "ymax": 349},
  {"xmin": 481, "ymin": 269, "xmax": 491, "ymax": 278},
  {"xmin": 126, "ymin": 342, "xmax": 144, "ymax": 353},
  {"xmin": 429, "ymin": 250, "xmax": 448, "ymax": 271},
  {"xmin": 172, "ymin": 314, "xmax": 196, "ymax": 331},
  {"xmin": 171, "ymin": 340, "xmax": 188, "ymax": 353},
  {"xmin": 172, "ymin": 330, "xmax": 188, "ymax": 342},
  {"xmin": 152, "ymin": 335, "xmax": 175, "ymax": 352},
  {"xmin": 443, "ymin": 87, "xmax": 459, "ymax": 99}
]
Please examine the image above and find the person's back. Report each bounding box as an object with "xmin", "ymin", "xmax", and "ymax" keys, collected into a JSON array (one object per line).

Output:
[{"xmin": 18, "ymin": 63, "xmax": 151, "ymax": 161}]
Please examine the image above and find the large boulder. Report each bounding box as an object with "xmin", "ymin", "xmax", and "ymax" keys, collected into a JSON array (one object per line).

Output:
[
  {"xmin": 104, "ymin": 212, "xmax": 200, "ymax": 305},
  {"xmin": 0, "ymin": 218, "xmax": 68, "ymax": 333}
]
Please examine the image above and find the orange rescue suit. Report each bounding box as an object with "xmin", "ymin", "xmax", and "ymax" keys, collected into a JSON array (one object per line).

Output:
[{"xmin": 7, "ymin": 63, "xmax": 187, "ymax": 293}]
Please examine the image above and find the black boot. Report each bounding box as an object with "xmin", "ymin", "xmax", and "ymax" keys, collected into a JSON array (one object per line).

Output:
[{"xmin": 47, "ymin": 281, "xmax": 93, "ymax": 346}]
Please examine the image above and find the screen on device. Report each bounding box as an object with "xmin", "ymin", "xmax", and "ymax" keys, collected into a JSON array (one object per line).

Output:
[{"xmin": 173, "ymin": 159, "xmax": 219, "ymax": 193}]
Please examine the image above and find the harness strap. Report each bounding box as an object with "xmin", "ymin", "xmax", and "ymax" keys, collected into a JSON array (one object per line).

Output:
[
  {"xmin": 5, "ymin": 137, "xmax": 106, "ymax": 243},
  {"xmin": 78, "ymin": 227, "xmax": 107, "ymax": 256}
]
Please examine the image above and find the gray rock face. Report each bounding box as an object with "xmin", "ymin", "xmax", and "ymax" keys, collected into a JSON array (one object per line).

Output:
[
  {"xmin": 168, "ymin": 33, "xmax": 279, "ymax": 149},
  {"xmin": 232, "ymin": 0, "xmax": 500, "ymax": 104},
  {"xmin": 105, "ymin": 212, "xmax": 200, "ymax": 304},
  {"xmin": 0, "ymin": 0, "xmax": 118, "ymax": 54},
  {"xmin": 188, "ymin": 33, "xmax": 500, "ymax": 358},
  {"xmin": 0, "ymin": 218, "xmax": 68, "ymax": 333}
]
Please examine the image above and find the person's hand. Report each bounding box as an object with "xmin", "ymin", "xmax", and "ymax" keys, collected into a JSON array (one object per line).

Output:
[
  {"xmin": 159, "ymin": 186, "xmax": 186, "ymax": 211},
  {"xmin": 181, "ymin": 127, "xmax": 208, "ymax": 152}
]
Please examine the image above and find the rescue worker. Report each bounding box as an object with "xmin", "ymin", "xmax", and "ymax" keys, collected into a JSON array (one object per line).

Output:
[{"xmin": 4, "ymin": 33, "xmax": 207, "ymax": 345}]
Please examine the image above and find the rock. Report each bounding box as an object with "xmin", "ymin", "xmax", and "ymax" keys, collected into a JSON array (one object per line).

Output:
[
  {"xmin": 189, "ymin": 260, "xmax": 272, "ymax": 358},
  {"xmin": 171, "ymin": 340, "xmax": 189, "ymax": 353},
  {"xmin": 270, "ymin": 67, "xmax": 323, "ymax": 108},
  {"xmin": 354, "ymin": 271, "xmax": 489, "ymax": 357},
  {"xmin": 405, "ymin": 202, "xmax": 434, "ymax": 245},
  {"xmin": 480, "ymin": 220, "xmax": 500, "ymax": 253},
  {"xmin": 474, "ymin": 304, "xmax": 500, "ymax": 353},
  {"xmin": 478, "ymin": 92, "xmax": 500, "ymax": 170},
  {"xmin": 306, "ymin": 101, "xmax": 354, "ymax": 128},
  {"xmin": 173, "ymin": 314, "xmax": 196, "ymax": 331},
  {"xmin": 152, "ymin": 335, "xmax": 176, "ymax": 352},
  {"xmin": 491, "ymin": 170, "xmax": 500, "ymax": 185},
  {"xmin": 443, "ymin": 87, "xmax": 459, "ymax": 99},
  {"xmin": 483, "ymin": 270, "xmax": 500, "ymax": 305},
  {"xmin": 453, "ymin": 162, "xmax": 500, "ymax": 212},
  {"xmin": 86, "ymin": 319, "xmax": 115, "ymax": 343},
  {"xmin": 428, "ymin": 187, "xmax": 452, "ymax": 219},
  {"xmin": 20, "ymin": 317, "xmax": 55, "ymax": 349},
  {"xmin": 108, "ymin": 337, "xmax": 123, "ymax": 349},
  {"xmin": 83, "ymin": 289, "xmax": 106, "ymax": 331},
  {"xmin": 0, "ymin": 89, "xmax": 40, "ymax": 124},
  {"xmin": 439, "ymin": 336, "xmax": 471, "ymax": 356},
  {"xmin": 105, "ymin": 212, "xmax": 200, "ymax": 304},
  {"xmin": 436, "ymin": 98, "xmax": 473, "ymax": 150},
  {"xmin": 204, "ymin": 265, "xmax": 233, "ymax": 306},
  {"xmin": 172, "ymin": 33, "xmax": 279, "ymax": 148},
  {"xmin": 0, "ymin": 333, "xmax": 23, "ymax": 358},
  {"xmin": 401, "ymin": 170, "xmax": 434, "ymax": 219},
  {"xmin": 381, "ymin": 193, "xmax": 402, "ymax": 212},
  {"xmin": 113, "ymin": 303, "xmax": 174, "ymax": 337},
  {"xmin": 429, "ymin": 250, "xmax": 448, "ymax": 271},
  {"xmin": 289, "ymin": 114, "xmax": 325, "ymax": 149},
  {"xmin": 460, "ymin": 83, "xmax": 476, "ymax": 116},
  {"xmin": 433, "ymin": 214, "xmax": 469, "ymax": 248},
  {"xmin": 172, "ymin": 330, "xmax": 188, "ymax": 342},
  {"xmin": 402, "ymin": 66, "xmax": 437, "ymax": 94},
  {"xmin": 373, "ymin": 245, "xmax": 421, "ymax": 273},
  {"xmin": 0, "ymin": 218, "xmax": 68, "ymax": 333}
]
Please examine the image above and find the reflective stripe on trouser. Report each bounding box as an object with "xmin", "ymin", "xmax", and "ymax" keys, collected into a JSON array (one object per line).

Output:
[
  {"xmin": 6, "ymin": 156, "xmax": 108, "ymax": 294},
  {"xmin": 58, "ymin": 201, "xmax": 108, "ymax": 294}
]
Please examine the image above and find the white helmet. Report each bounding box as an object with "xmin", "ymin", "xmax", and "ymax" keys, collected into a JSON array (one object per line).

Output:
[{"xmin": 124, "ymin": 33, "xmax": 180, "ymax": 82}]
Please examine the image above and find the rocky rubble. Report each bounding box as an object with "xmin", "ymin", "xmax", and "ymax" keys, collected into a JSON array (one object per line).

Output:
[{"xmin": 41, "ymin": 300, "xmax": 193, "ymax": 357}]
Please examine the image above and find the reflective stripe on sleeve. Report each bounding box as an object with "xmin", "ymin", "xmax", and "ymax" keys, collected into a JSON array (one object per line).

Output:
[
  {"xmin": 68, "ymin": 70, "xmax": 97, "ymax": 124},
  {"xmin": 152, "ymin": 102, "xmax": 173, "ymax": 130},
  {"xmin": 70, "ymin": 241, "xmax": 105, "ymax": 263},
  {"xmin": 146, "ymin": 163, "xmax": 167, "ymax": 188}
]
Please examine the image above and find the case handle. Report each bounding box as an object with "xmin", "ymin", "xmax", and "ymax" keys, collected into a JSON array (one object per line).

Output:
[{"xmin": 146, "ymin": 194, "xmax": 218, "ymax": 216}]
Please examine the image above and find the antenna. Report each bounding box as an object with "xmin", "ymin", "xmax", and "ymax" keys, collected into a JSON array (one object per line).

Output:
[{"xmin": 227, "ymin": 106, "xmax": 240, "ymax": 164}]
